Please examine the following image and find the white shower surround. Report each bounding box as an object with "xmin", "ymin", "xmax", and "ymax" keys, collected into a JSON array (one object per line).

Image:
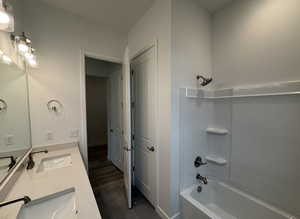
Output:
[{"xmin": 179, "ymin": 80, "xmax": 300, "ymax": 218}]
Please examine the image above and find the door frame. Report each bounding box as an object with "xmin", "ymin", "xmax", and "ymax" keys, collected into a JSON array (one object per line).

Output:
[
  {"xmin": 130, "ymin": 39, "xmax": 159, "ymax": 208},
  {"xmin": 80, "ymin": 49, "xmax": 122, "ymax": 169}
]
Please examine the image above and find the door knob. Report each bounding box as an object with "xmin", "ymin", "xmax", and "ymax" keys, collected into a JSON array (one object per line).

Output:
[
  {"xmin": 123, "ymin": 147, "xmax": 131, "ymax": 151},
  {"xmin": 147, "ymin": 146, "xmax": 155, "ymax": 152}
]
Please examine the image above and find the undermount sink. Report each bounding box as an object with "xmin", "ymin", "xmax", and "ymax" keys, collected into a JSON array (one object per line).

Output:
[
  {"xmin": 17, "ymin": 188, "xmax": 78, "ymax": 219},
  {"xmin": 36, "ymin": 154, "xmax": 72, "ymax": 173}
]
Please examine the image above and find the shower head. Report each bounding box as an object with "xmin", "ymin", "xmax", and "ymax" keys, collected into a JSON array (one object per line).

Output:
[{"xmin": 196, "ymin": 75, "xmax": 213, "ymax": 87}]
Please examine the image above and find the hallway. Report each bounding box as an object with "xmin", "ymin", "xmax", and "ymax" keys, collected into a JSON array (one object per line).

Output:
[{"xmin": 88, "ymin": 146, "xmax": 161, "ymax": 219}]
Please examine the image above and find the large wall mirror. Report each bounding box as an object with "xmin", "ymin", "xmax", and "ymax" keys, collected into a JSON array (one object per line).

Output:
[{"xmin": 0, "ymin": 61, "xmax": 31, "ymax": 184}]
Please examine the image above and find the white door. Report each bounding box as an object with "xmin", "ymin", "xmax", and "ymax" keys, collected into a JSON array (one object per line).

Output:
[
  {"xmin": 131, "ymin": 46, "xmax": 157, "ymax": 206},
  {"xmin": 122, "ymin": 47, "xmax": 132, "ymax": 209},
  {"xmin": 109, "ymin": 69, "xmax": 123, "ymax": 170}
]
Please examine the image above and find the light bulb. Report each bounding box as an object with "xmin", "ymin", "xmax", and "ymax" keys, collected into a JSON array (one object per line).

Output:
[
  {"xmin": 0, "ymin": 11, "xmax": 9, "ymax": 24},
  {"xmin": 24, "ymin": 51, "xmax": 34, "ymax": 60},
  {"xmin": 18, "ymin": 42, "xmax": 29, "ymax": 53},
  {"xmin": 2, "ymin": 54, "xmax": 12, "ymax": 64},
  {"xmin": 28, "ymin": 57, "xmax": 37, "ymax": 67}
]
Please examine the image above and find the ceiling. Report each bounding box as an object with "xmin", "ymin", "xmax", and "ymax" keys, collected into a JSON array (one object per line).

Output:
[
  {"xmin": 38, "ymin": 0, "xmax": 232, "ymax": 33},
  {"xmin": 198, "ymin": 0, "xmax": 233, "ymax": 13},
  {"xmin": 38, "ymin": 0, "xmax": 154, "ymax": 34}
]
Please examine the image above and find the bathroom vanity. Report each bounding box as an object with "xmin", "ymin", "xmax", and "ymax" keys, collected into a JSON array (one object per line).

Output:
[{"xmin": 0, "ymin": 143, "xmax": 101, "ymax": 219}]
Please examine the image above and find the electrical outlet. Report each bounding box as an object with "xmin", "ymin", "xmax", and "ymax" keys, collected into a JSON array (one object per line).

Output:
[
  {"xmin": 46, "ymin": 132, "xmax": 54, "ymax": 141},
  {"xmin": 70, "ymin": 129, "xmax": 79, "ymax": 138},
  {"xmin": 5, "ymin": 135, "xmax": 14, "ymax": 146}
]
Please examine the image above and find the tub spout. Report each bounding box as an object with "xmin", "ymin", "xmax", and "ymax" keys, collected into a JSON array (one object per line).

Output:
[{"xmin": 196, "ymin": 174, "xmax": 208, "ymax": 185}]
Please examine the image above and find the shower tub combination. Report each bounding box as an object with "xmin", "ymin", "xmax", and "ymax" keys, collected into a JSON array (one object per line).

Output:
[{"xmin": 180, "ymin": 180, "xmax": 296, "ymax": 219}]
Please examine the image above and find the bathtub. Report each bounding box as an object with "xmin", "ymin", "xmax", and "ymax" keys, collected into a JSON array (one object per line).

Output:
[{"xmin": 180, "ymin": 180, "xmax": 296, "ymax": 219}]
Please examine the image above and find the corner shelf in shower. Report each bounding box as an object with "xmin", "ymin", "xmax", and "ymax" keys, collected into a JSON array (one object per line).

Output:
[
  {"xmin": 206, "ymin": 128, "xmax": 229, "ymax": 135},
  {"xmin": 205, "ymin": 155, "xmax": 227, "ymax": 165}
]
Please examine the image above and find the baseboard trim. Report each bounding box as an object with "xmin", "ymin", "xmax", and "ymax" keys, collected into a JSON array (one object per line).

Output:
[{"xmin": 156, "ymin": 206, "xmax": 180, "ymax": 219}]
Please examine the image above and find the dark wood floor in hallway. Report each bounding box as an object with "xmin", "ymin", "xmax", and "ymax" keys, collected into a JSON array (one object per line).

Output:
[{"xmin": 88, "ymin": 145, "xmax": 161, "ymax": 219}]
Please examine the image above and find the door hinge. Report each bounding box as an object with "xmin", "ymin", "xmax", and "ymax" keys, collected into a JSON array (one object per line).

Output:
[
  {"xmin": 132, "ymin": 166, "xmax": 135, "ymax": 172},
  {"xmin": 131, "ymin": 70, "xmax": 134, "ymax": 76},
  {"xmin": 131, "ymin": 101, "xmax": 135, "ymax": 108},
  {"xmin": 132, "ymin": 134, "xmax": 135, "ymax": 141}
]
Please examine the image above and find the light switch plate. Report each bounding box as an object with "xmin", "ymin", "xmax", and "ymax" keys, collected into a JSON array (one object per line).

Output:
[{"xmin": 46, "ymin": 132, "xmax": 54, "ymax": 141}]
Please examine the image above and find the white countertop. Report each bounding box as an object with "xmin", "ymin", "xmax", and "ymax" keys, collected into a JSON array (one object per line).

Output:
[{"xmin": 0, "ymin": 143, "xmax": 102, "ymax": 219}]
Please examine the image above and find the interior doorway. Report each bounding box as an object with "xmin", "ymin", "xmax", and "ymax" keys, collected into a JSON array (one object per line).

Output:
[
  {"xmin": 84, "ymin": 56, "xmax": 123, "ymax": 170},
  {"xmin": 84, "ymin": 54, "xmax": 161, "ymax": 219}
]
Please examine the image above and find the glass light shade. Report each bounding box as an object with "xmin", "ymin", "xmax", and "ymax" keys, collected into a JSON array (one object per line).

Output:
[
  {"xmin": 27, "ymin": 56, "xmax": 37, "ymax": 67},
  {"xmin": 2, "ymin": 54, "xmax": 12, "ymax": 64},
  {"xmin": 24, "ymin": 51, "xmax": 34, "ymax": 60},
  {"xmin": 0, "ymin": 10, "xmax": 9, "ymax": 24},
  {"xmin": 18, "ymin": 41, "xmax": 29, "ymax": 53}
]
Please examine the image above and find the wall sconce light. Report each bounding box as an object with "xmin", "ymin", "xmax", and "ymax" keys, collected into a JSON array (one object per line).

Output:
[
  {"xmin": 0, "ymin": 8, "xmax": 9, "ymax": 24},
  {"xmin": 27, "ymin": 55, "xmax": 37, "ymax": 67},
  {"xmin": 11, "ymin": 32, "xmax": 31, "ymax": 55},
  {"xmin": 0, "ymin": 0, "xmax": 14, "ymax": 32},
  {"xmin": 0, "ymin": 0, "xmax": 9, "ymax": 24},
  {"xmin": 24, "ymin": 47, "xmax": 38, "ymax": 67},
  {"xmin": 2, "ymin": 54, "xmax": 12, "ymax": 64},
  {"xmin": 11, "ymin": 32, "xmax": 38, "ymax": 67}
]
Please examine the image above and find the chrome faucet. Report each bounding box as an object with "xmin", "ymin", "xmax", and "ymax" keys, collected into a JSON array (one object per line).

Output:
[
  {"xmin": 27, "ymin": 150, "xmax": 48, "ymax": 170},
  {"xmin": 196, "ymin": 174, "xmax": 208, "ymax": 185},
  {"xmin": 0, "ymin": 196, "xmax": 31, "ymax": 208},
  {"xmin": 0, "ymin": 156, "xmax": 16, "ymax": 170},
  {"xmin": 196, "ymin": 75, "xmax": 213, "ymax": 87}
]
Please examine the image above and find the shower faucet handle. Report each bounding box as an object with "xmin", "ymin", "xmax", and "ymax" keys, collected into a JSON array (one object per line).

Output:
[
  {"xmin": 194, "ymin": 156, "xmax": 207, "ymax": 168},
  {"xmin": 196, "ymin": 174, "xmax": 208, "ymax": 185}
]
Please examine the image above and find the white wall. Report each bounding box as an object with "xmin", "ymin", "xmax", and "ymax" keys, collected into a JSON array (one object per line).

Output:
[
  {"xmin": 212, "ymin": 0, "xmax": 300, "ymax": 89},
  {"xmin": 23, "ymin": 0, "xmax": 127, "ymax": 165},
  {"xmin": 128, "ymin": 0, "xmax": 212, "ymax": 216},
  {"xmin": 171, "ymin": 0, "xmax": 212, "ymax": 215},
  {"xmin": 128, "ymin": 0, "xmax": 173, "ymax": 217}
]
